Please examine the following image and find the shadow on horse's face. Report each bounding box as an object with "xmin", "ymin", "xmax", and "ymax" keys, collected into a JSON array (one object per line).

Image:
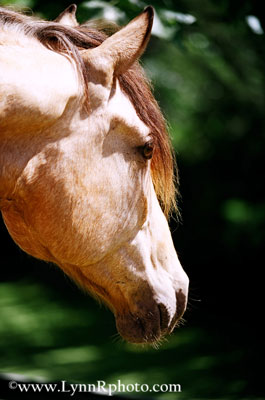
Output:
[{"xmin": 0, "ymin": 6, "xmax": 189, "ymax": 344}]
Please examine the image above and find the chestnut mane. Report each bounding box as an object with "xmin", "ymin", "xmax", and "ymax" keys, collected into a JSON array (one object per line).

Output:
[{"xmin": 0, "ymin": 7, "xmax": 177, "ymax": 217}]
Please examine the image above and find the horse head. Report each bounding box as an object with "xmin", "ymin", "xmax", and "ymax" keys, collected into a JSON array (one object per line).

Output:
[{"xmin": 0, "ymin": 5, "xmax": 189, "ymax": 344}]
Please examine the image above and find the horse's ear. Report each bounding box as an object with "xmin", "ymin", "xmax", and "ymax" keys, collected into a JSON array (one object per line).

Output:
[
  {"xmin": 54, "ymin": 4, "xmax": 78, "ymax": 27},
  {"xmin": 82, "ymin": 6, "xmax": 154, "ymax": 82}
]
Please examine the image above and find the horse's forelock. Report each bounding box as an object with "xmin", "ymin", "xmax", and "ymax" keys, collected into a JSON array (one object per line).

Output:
[{"xmin": 0, "ymin": 7, "xmax": 178, "ymax": 218}]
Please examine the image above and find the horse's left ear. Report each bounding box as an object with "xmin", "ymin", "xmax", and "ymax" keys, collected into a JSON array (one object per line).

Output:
[
  {"xmin": 82, "ymin": 6, "xmax": 154, "ymax": 84},
  {"xmin": 54, "ymin": 4, "xmax": 78, "ymax": 27}
]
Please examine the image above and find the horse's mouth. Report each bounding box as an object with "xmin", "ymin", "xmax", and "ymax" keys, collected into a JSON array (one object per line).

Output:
[{"xmin": 115, "ymin": 291, "xmax": 187, "ymax": 344}]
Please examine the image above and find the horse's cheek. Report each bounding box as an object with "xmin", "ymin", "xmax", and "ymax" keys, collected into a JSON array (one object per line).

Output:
[{"xmin": 1, "ymin": 206, "xmax": 55, "ymax": 262}]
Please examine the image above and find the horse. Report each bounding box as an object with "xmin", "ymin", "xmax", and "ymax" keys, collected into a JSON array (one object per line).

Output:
[{"xmin": 0, "ymin": 4, "xmax": 189, "ymax": 344}]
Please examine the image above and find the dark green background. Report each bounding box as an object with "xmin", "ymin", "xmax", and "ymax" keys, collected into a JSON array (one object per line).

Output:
[{"xmin": 0, "ymin": 0, "xmax": 264, "ymax": 399}]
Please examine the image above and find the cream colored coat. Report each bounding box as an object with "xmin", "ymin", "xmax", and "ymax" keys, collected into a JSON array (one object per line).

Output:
[{"xmin": 0, "ymin": 6, "xmax": 189, "ymax": 344}]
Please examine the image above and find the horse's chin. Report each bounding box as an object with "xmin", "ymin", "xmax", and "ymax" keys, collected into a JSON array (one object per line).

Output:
[{"xmin": 115, "ymin": 291, "xmax": 187, "ymax": 344}]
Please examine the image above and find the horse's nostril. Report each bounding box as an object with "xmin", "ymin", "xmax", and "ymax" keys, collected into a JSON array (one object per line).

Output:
[
  {"xmin": 167, "ymin": 290, "xmax": 187, "ymax": 334},
  {"xmin": 158, "ymin": 303, "xmax": 171, "ymax": 332},
  {"xmin": 176, "ymin": 290, "xmax": 187, "ymax": 321}
]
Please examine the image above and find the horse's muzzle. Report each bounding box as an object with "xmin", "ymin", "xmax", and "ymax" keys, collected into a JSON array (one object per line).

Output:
[{"xmin": 115, "ymin": 290, "xmax": 187, "ymax": 344}]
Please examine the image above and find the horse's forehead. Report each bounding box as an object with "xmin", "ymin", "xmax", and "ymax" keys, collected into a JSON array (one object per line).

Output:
[
  {"xmin": 0, "ymin": 21, "xmax": 38, "ymax": 47},
  {"xmin": 0, "ymin": 24, "xmax": 80, "ymax": 128},
  {"xmin": 0, "ymin": 21, "xmax": 78, "ymax": 77}
]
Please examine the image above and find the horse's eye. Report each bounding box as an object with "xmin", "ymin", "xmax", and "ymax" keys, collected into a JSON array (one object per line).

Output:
[{"xmin": 141, "ymin": 141, "xmax": 154, "ymax": 160}]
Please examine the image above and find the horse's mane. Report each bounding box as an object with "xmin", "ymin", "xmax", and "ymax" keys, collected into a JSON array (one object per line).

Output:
[{"xmin": 0, "ymin": 7, "xmax": 178, "ymax": 218}]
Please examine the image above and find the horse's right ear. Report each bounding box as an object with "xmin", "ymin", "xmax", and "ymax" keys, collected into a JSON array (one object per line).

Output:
[
  {"xmin": 82, "ymin": 6, "xmax": 154, "ymax": 85},
  {"xmin": 54, "ymin": 4, "xmax": 78, "ymax": 27}
]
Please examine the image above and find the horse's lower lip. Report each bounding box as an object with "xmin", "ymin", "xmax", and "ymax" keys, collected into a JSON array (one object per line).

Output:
[
  {"xmin": 114, "ymin": 303, "xmax": 158, "ymax": 343},
  {"xmin": 115, "ymin": 291, "xmax": 187, "ymax": 344},
  {"xmin": 115, "ymin": 304, "xmax": 171, "ymax": 344}
]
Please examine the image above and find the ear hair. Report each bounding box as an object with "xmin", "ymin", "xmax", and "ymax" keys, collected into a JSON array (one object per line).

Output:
[
  {"xmin": 81, "ymin": 6, "xmax": 154, "ymax": 85},
  {"xmin": 54, "ymin": 4, "xmax": 78, "ymax": 27}
]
